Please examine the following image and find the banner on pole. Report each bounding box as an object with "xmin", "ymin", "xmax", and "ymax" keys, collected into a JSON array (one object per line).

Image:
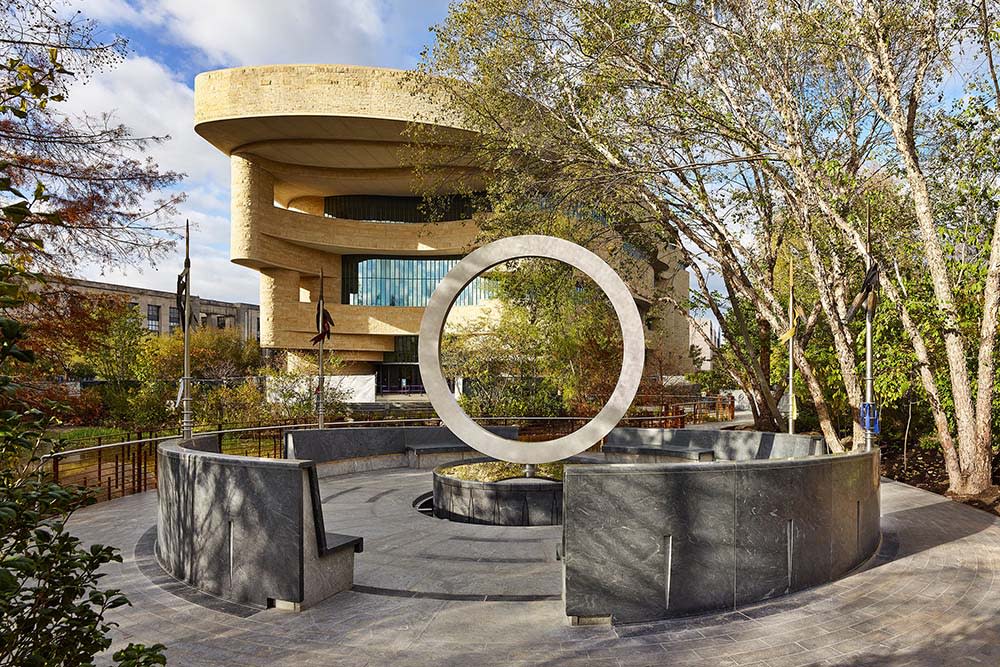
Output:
[
  {"xmin": 176, "ymin": 220, "xmax": 191, "ymax": 331},
  {"xmin": 311, "ymin": 269, "xmax": 334, "ymax": 345}
]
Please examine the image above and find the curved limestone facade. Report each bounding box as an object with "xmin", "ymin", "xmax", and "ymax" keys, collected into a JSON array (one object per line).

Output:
[{"xmin": 194, "ymin": 64, "xmax": 693, "ymax": 384}]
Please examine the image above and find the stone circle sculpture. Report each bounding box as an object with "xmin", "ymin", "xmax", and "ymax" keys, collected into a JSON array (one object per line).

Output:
[{"xmin": 417, "ymin": 235, "xmax": 645, "ymax": 464}]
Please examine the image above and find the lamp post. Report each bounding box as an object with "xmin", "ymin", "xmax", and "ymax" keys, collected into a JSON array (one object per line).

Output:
[
  {"xmin": 317, "ymin": 271, "xmax": 325, "ymax": 429},
  {"xmin": 847, "ymin": 207, "xmax": 880, "ymax": 451},
  {"xmin": 788, "ymin": 254, "xmax": 795, "ymax": 435},
  {"xmin": 863, "ymin": 218, "xmax": 876, "ymax": 452}
]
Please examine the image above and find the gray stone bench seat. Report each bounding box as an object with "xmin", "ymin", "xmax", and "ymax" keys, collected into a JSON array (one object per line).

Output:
[
  {"xmin": 285, "ymin": 425, "xmax": 518, "ymax": 472},
  {"xmin": 603, "ymin": 443, "xmax": 714, "ymax": 461},
  {"xmin": 323, "ymin": 532, "xmax": 363, "ymax": 556}
]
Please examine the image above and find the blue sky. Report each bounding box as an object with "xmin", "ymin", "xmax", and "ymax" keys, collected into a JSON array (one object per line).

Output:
[{"xmin": 67, "ymin": 0, "xmax": 452, "ymax": 303}]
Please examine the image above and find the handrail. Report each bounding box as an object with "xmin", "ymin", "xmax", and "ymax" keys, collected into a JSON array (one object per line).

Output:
[
  {"xmin": 41, "ymin": 422, "xmax": 328, "ymax": 459},
  {"xmin": 41, "ymin": 413, "xmax": 711, "ymax": 460},
  {"xmin": 37, "ymin": 406, "xmax": 735, "ymax": 503}
]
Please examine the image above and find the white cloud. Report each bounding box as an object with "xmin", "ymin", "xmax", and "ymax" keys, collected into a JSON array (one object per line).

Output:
[
  {"xmin": 60, "ymin": 55, "xmax": 252, "ymax": 301},
  {"xmin": 74, "ymin": 0, "xmax": 151, "ymax": 26},
  {"xmin": 62, "ymin": 55, "xmax": 228, "ymax": 184},
  {"xmin": 164, "ymin": 0, "xmax": 382, "ymax": 66},
  {"xmin": 92, "ymin": 0, "xmax": 386, "ymax": 67},
  {"xmin": 54, "ymin": 0, "xmax": 436, "ymax": 303}
]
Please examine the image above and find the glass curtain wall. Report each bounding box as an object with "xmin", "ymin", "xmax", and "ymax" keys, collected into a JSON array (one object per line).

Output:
[
  {"xmin": 324, "ymin": 194, "xmax": 482, "ymax": 223},
  {"xmin": 341, "ymin": 256, "xmax": 491, "ymax": 307}
]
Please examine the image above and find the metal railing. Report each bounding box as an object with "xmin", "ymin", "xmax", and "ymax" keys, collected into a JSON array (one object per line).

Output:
[
  {"xmin": 42, "ymin": 421, "xmax": 324, "ymax": 502},
  {"xmin": 41, "ymin": 396, "xmax": 737, "ymax": 505},
  {"xmin": 48, "ymin": 417, "xmax": 316, "ymax": 452}
]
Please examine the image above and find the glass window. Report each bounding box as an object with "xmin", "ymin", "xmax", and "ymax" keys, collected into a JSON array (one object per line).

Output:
[
  {"xmin": 324, "ymin": 193, "xmax": 487, "ymax": 223},
  {"xmin": 383, "ymin": 336, "xmax": 419, "ymax": 363},
  {"xmin": 169, "ymin": 306, "xmax": 180, "ymax": 333},
  {"xmin": 340, "ymin": 255, "xmax": 491, "ymax": 307},
  {"xmin": 216, "ymin": 315, "xmax": 226, "ymax": 329},
  {"xmin": 146, "ymin": 304, "xmax": 160, "ymax": 332}
]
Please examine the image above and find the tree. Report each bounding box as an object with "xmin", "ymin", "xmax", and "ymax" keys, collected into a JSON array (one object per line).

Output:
[
  {"xmin": 91, "ymin": 305, "xmax": 149, "ymax": 387},
  {"xmin": 414, "ymin": 0, "xmax": 836, "ymax": 438},
  {"xmin": 19, "ymin": 286, "xmax": 133, "ymax": 380},
  {"xmin": 0, "ymin": 252, "xmax": 165, "ymax": 666},
  {"xmin": 1, "ymin": 0, "xmax": 183, "ymax": 272},
  {"xmin": 440, "ymin": 250, "xmax": 627, "ymax": 418},
  {"xmin": 422, "ymin": 0, "xmax": 1000, "ymax": 494},
  {"xmin": 0, "ymin": 41, "xmax": 165, "ymax": 664},
  {"xmin": 146, "ymin": 328, "xmax": 261, "ymax": 382},
  {"xmin": 443, "ymin": 308, "xmax": 567, "ymax": 418}
]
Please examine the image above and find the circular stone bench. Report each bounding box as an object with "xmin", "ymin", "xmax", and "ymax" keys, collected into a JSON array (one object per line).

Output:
[
  {"xmin": 564, "ymin": 430, "xmax": 880, "ymax": 624},
  {"xmin": 284, "ymin": 425, "xmax": 519, "ymax": 476},
  {"xmin": 157, "ymin": 434, "xmax": 363, "ymax": 611}
]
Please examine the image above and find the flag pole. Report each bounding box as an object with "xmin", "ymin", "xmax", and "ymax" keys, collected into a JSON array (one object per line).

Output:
[
  {"xmin": 788, "ymin": 250, "xmax": 795, "ymax": 435},
  {"xmin": 317, "ymin": 268, "xmax": 325, "ymax": 429},
  {"xmin": 182, "ymin": 220, "xmax": 193, "ymax": 440}
]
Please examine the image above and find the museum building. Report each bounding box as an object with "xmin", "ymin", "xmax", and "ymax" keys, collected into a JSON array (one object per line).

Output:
[{"xmin": 193, "ymin": 64, "xmax": 691, "ymax": 394}]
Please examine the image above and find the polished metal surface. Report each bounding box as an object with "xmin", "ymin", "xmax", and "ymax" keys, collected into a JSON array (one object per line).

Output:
[{"xmin": 418, "ymin": 235, "xmax": 644, "ymax": 464}]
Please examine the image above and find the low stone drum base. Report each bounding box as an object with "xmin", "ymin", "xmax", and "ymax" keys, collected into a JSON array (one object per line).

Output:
[{"xmin": 433, "ymin": 467, "xmax": 563, "ymax": 526}]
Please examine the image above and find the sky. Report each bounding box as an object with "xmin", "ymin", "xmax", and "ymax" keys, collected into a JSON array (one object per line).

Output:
[{"xmin": 65, "ymin": 0, "xmax": 453, "ymax": 304}]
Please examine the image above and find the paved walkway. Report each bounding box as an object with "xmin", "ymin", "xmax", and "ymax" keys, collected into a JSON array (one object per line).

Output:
[
  {"xmin": 71, "ymin": 469, "xmax": 1000, "ymax": 666},
  {"xmin": 320, "ymin": 469, "xmax": 563, "ymax": 599}
]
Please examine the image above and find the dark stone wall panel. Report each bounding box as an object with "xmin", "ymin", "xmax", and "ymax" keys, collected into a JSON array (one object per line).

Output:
[
  {"xmin": 563, "ymin": 450, "xmax": 879, "ymax": 624},
  {"xmin": 734, "ymin": 460, "xmax": 833, "ymax": 605},
  {"xmin": 831, "ymin": 451, "xmax": 882, "ymax": 576},
  {"xmin": 605, "ymin": 428, "xmax": 825, "ymax": 462},
  {"xmin": 286, "ymin": 427, "xmax": 404, "ymax": 461},
  {"xmin": 157, "ymin": 442, "xmax": 307, "ymax": 606},
  {"xmin": 603, "ymin": 428, "xmax": 663, "ymax": 448},
  {"xmin": 564, "ymin": 463, "xmax": 737, "ymax": 622}
]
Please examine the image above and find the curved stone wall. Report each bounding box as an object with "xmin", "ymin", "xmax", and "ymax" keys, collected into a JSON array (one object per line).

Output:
[
  {"xmin": 285, "ymin": 425, "xmax": 519, "ymax": 474},
  {"xmin": 156, "ymin": 437, "xmax": 361, "ymax": 610},
  {"xmin": 603, "ymin": 427, "xmax": 826, "ymax": 460},
  {"xmin": 563, "ymin": 447, "xmax": 880, "ymax": 624}
]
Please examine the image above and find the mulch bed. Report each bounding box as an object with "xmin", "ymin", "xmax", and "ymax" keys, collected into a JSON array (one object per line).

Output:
[{"xmin": 879, "ymin": 439, "xmax": 1000, "ymax": 517}]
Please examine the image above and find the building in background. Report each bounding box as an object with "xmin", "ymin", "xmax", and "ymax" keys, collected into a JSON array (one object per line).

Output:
[
  {"xmin": 193, "ymin": 64, "xmax": 691, "ymax": 394},
  {"xmin": 64, "ymin": 277, "xmax": 260, "ymax": 342},
  {"xmin": 689, "ymin": 317, "xmax": 721, "ymax": 371}
]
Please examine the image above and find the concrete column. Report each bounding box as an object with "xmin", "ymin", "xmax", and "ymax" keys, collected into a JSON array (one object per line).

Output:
[
  {"xmin": 231, "ymin": 154, "xmax": 275, "ymax": 264},
  {"xmin": 260, "ymin": 267, "xmax": 299, "ymax": 349}
]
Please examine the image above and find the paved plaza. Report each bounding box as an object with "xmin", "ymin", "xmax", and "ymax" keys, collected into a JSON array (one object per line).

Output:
[{"xmin": 74, "ymin": 469, "xmax": 1000, "ymax": 666}]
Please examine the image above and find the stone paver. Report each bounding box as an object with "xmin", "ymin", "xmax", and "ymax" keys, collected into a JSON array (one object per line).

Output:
[
  {"xmin": 321, "ymin": 469, "xmax": 562, "ymax": 598},
  {"xmin": 68, "ymin": 470, "xmax": 1000, "ymax": 666}
]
